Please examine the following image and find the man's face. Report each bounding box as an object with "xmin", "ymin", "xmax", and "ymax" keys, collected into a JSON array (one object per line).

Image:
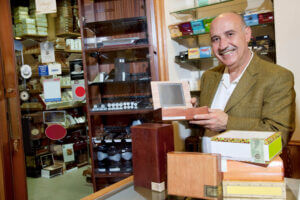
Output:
[{"xmin": 210, "ymin": 14, "xmax": 251, "ymax": 69}]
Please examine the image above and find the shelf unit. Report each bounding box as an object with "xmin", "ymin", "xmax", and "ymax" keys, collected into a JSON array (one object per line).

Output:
[{"xmin": 78, "ymin": 0, "xmax": 159, "ymax": 191}]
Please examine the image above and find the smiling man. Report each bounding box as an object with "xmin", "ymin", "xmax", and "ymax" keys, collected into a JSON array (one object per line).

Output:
[{"xmin": 190, "ymin": 12, "xmax": 295, "ymax": 152}]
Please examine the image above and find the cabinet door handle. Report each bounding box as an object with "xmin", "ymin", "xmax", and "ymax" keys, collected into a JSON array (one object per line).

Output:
[{"xmin": 13, "ymin": 139, "xmax": 19, "ymax": 152}]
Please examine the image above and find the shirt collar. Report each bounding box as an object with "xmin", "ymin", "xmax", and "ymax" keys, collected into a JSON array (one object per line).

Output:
[{"xmin": 221, "ymin": 50, "xmax": 254, "ymax": 86}]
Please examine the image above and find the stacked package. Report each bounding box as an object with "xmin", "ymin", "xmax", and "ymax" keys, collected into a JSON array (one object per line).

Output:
[
  {"xmin": 30, "ymin": 12, "xmax": 48, "ymax": 36},
  {"xmin": 14, "ymin": 7, "xmax": 37, "ymax": 37},
  {"xmin": 56, "ymin": 0, "xmax": 73, "ymax": 34},
  {"xmin": 211, "ymin": 130, "xmax": 286, "ymax": 199}
]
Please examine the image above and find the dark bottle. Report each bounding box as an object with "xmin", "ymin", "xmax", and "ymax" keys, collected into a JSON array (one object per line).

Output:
[
  {"xmin": 107, "ymin": 144, "xmax": 121, "ymax": 172},
  {"xmin": 121, "ymin": 140, "xmax": 132, "ymax": 172},
  {"xmin": 97, "ymin": 142, "xmax": 108, "ymax": 173}
]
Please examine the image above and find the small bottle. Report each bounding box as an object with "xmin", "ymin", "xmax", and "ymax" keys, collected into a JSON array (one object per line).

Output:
[{"xmin": 97, "ymin": 141, "xmax": 108, "ymax": 173}]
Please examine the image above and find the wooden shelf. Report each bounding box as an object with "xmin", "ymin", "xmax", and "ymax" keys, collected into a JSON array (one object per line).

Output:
[
  {"xmin": 85, "ymin": 16, "xmax": 147, "ymax": 36},
  {"xmin": 85, "ymin": 44, "xmax": 150, "ymax": 53},
  {"xmin": 90, "ymin": 108, "xmax": 153, "ymax": 116},
  {"xmin": 15, "ymin": 34, "xmax": 47, "ymax": 41},
  {"xmin": 94, "ymin": 172, "xmax": 132, "ymax": 178},
  {"xmin": 56, "ymin": 32, "xmax": 81, "ymax": 38},
  {"xmin": 88, "ymin": 78, "xmax": 151, "ymax": 86}
]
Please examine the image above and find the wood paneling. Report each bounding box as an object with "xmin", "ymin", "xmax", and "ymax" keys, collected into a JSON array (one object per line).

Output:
[{"xmin": 0, "ymin": 0, "xmax": 27, "ymax": 199}]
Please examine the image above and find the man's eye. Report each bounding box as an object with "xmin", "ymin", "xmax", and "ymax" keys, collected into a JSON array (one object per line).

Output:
[
  {"xmin": 211, "ymin": 37, "xmax": 219, "ymax": 42},
  {"xmin": 227, "ymin": 32, "xmax": 234, "ymax": 37}
]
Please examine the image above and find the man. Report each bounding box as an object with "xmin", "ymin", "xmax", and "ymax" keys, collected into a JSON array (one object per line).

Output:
[{"xmin": 190, "ymin": 12, "xmax": 295, "ymax": 152}]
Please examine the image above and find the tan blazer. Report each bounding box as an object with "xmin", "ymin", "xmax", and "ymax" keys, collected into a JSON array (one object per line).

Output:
[{"xmin": 199, "ymin": 54, "xmax": 295, "ymax": 146}]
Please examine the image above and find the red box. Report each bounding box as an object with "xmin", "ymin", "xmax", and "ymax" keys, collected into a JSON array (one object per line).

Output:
[
  {"xmin": 258, "ymin": 12, "xmax": 274, "ymax": 24},
  {"xmin": 179, "ymin": 22, "xmax": 193, "ymax": 35}
]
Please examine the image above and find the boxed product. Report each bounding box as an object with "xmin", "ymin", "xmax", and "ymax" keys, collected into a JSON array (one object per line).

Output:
[
  {"xmin": 13, "ymin": 6, "xmax": 29, "ymax": 13},
  {"xmin": 203, "ymin": 18, "xmax": 214, "ymax": 32},
  {"xmin": 188, "ymin": 48, "xmax": 200, "ymax": 59},
  {"xmin": 244, "ymin": 13, "xmax": 259, "ymax": 26},
  {"xmin": 168, "ymin": 152, "xmax": 223, "ymax": 199},
  {"xmin": 258, "ymin": 12, "xmax": 274, "ymax": 24},
  {"xmin": 131, "ymin": 123, "xmax": 174, "ymax": 192},
  {"xmin": 151, "ymin": 81, "xmax": 208, "ymax": 121},
  {"xmin": 168, "ymin": 24, "xmax": 182, "ymax": 38},
  {"xmin": 223, "ymin": 155, "xmax": 284, "ymax": 182},
  {"xmin": 199, "ymin": 46, "xmax": 212, "ymax": 58},
  {"xmin": 179, "ymin": 22, "xmax": 193, "ymax": 36},
  {"xmin": 211, "ymin": 130, "xmax": 282, "ymax": 164},
  {"xmin": 223, "ymin": 180, "xmax": 286, "ymax": 198},
  {"xmin": 191, "ymin": 19, "xmax": 206, "ymax": 34}
]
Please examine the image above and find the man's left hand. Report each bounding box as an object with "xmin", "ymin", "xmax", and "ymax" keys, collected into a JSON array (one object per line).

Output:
[{"xmin": 189, "ymin": 108, "xmax": 228, "ymax": 132}]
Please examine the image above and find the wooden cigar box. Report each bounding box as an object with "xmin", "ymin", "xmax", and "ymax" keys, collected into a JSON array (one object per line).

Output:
[
  {"xmin": 223, "ymin": 180, "xmax": 286, "ymax": 198},
  {"xmin": 131, "ymin": 123, "xmax": 174, "ymax": 192},
  {"xmin": 167, "ymin": 152, "xmax": 223, "ymax": 199},
  {"xmin": 223, "ymin": 155, "xmax": 284, "ymax": 182},
  {"xmin": 151, "ymin": 81, "xmax": 208, "ymax": 121}
]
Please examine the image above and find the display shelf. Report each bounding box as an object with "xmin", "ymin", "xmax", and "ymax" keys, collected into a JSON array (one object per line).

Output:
[
  {"xmin": 88, "ymin": 78, "xmax": 151, "ymax": 86},
  {"xmin": 90, "ymin": 108, "xmax": 153, "ymax": 116},
  {"xmin": 85, "ymin": 16, "xmax": 147, "ymax": 36},
  {"xmin": 171, "ymin": 22, "xmax": 274, "ymax": 40},
  {"xmin": 15, "ymin": 34, "xmax": 47, "ymax": 41},
  {"xmin": 94, "ymin": 172, "xmax": 132, "ymax": 178},
  {"xmin": 85, "ymin": 44, "xmax": 150, "ymax": 53},
  {"xmin": 170, "ymin": 0, "xmax": 233, "ymax": 15},
  {"xmin": 56, "ymin": 32, "xmax": 81, "ymax": 38},
  {"xmin": 66, "ymin": 123, "xmax": 86, "ymax": 130}
]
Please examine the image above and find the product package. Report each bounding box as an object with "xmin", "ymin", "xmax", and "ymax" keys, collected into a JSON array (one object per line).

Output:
[
  {"xmin": 191, "ymin": 19, "xmax": 206, "ymax": 34},
  {"xmin": 211, "ymin": 130, "xmax": 282, "ymax": 164}
]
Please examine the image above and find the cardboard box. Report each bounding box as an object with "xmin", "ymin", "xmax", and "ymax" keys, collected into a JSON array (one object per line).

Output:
[
  {"xmin": 223, "ymin": 180, "xmax": 286, "ymax": 198},
  {"xmin": 188, "ymin": 48, "xmax": 200, "ymax": 59},
  {"xmin": 151, "ymin": 81, "xmax": 208, "ymax": 121},
  {"xmin": 199, "ymin": 46, "xmax": 212, "ymax": 58},
  {"xmin": 41, "ymin": 165, "xmax": 63, "ymax": 178},
  {"xmin": 168, "ymin": 152, "xmax": 222, "ymax": 199},
  {"xmin": 179, "ymin": 22, "xmax": 193, "ymax": 36},
  {"xmin": 168, "ymin": 24, "xmax": 182, "ymax": 38},
  {"xmin": 131, "ymin": 123, "xmax": 174, "ymax": 192},
  {"xmin": 223, "ymin": 155, "xmax": 284, "ymax": 182},
  {"xmin": 211, "ymin": 130, "xmax": 282, "ymax": 164},
  {"xmin": 191, "ymin": 19, "xmax": 206, "ymax": 34},
  {"xmin": 244, "ymin": 13, "xmax": 259, "ymax": 26}
]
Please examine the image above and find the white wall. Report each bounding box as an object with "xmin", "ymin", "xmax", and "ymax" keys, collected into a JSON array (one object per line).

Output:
[{"xmin": 274, "ymin": 0, "xmax": 300, "ymax": 140}]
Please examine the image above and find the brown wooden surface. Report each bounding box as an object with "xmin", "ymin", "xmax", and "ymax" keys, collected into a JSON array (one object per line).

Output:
[
  {"xmin": 131, "ymin": 123, "xmax": 174, "ymax": 190},
  {"xmin": 0, "ymin": 44, "xmax": 12, "ymax": 200},
  {"xmin": 223, "ymin": 155, "xmax": 284, "ymax": 182},
  {"xmin": 0, "ymin": 0, "xmax": 27, "ymax": 199},
  {"xmin": 281, "ymin": 141, "xmax": 300, "ymax": 178},
  {"xmin": 154, "ymin": 106, "xmax": 209, "ymax": 121},
  {"xmin": 167, "ymin": 152, "xmax": 222, "ymax": 199}
]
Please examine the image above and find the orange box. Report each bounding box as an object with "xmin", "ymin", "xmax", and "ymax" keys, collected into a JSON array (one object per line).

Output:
[
  {"xmin": 167, "ymin": 152, "xmax": 222, "ymax": 199},
  {"xmin": 223, "ymin": 156, "xmax": 284, "ymax": 182}
]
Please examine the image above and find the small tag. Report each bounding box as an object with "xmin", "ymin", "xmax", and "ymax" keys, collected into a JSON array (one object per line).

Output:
[
  {"xmin": 205, "ymin": 185, "xmax": 221, "ymax": 197},
  {"xmin": 151, "ymin": 181, "xmax": 165, "ymax": 192},
  {"xmin": 221, "ymin": 157, "xmax": 227, "ymax": 172},
  {"xmin": 250, "ymin": 139, "xmax": 265, "ymax": 163}
]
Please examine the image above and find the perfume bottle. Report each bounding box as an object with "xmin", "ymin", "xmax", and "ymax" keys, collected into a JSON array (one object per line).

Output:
[
  {"xmin": 107, "ymin": 144, "xmax": 121, "ymax": 172},
  {"xmin": 121, "ymin": 140, "xmax": 132, "ymax": 172}
]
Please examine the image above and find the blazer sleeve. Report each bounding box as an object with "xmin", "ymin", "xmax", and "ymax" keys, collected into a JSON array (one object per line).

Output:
[{"xmin": 226, "ymin": 70, "xmax": 295, "ymax": 146}]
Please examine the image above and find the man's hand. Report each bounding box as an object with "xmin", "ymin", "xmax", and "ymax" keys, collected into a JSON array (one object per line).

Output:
[{"xmin": 189, "ymin": 108, "xmax": 228, "ymax": 132}]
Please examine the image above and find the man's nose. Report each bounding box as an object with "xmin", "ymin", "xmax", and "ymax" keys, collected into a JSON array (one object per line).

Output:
[{"xmin": 219, "ymin": 38, "xmax": 228, "ymax": 50}]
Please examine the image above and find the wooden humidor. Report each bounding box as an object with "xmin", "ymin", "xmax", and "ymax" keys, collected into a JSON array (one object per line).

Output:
[
  {"xmin": 167, "ymin": 152, "xmax": 222, "ymax": 199},
  {"xmin": 223, "ymin": 155, "xmax": 284, "ymax": 182},
  {"xmin": 151, "ymin": 81, "xmax": 208, "ymax": 121},
  {"xmin": 131, "ymin": 123, "xmax": 174, "ymax": 192}
]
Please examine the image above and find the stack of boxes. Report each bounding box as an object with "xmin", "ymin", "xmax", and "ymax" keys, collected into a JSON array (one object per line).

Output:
[
  {"xmin": 13, "ymin": 3, "xmax": 48, "ymax": 37},
  {"xmin": 30, "ymin": 12, "xmax": 48, "ymax": 36},
  {"xmin": 14, "ymin": 7, "xmax": 37, "ymax": 37},
  {"xmin": 56, "ymin": 0, "xmax": 74, "ymax": 35}
]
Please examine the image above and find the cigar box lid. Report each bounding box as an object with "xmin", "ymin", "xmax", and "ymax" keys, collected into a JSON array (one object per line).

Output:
[
  {"xmin": 151, "ymin": 81, "xmax": 192, "ymax": 110},
  {"xmin": 167, "ymin": 152, "xmax": 223, "ymax": 199}
]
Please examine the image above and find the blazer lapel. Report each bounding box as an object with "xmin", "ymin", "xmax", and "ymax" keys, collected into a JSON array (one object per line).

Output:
[
  {"xmin": 224, "ymin": 54, "xmax": 260, "ymax": 113},
  {"xmin": 203, "ymin": 67, "xmax": 224, "ymax": 107}
]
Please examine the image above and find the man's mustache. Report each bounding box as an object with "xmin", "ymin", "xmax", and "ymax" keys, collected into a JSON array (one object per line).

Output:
[{"xmin": 219, "ymin": 46, "xmax": 237, "ymax": 55}]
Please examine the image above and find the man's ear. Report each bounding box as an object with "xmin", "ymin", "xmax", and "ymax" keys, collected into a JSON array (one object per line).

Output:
[{"xmin": 245, "ymin": 26, "xmax": 252, "ymax": 43}]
